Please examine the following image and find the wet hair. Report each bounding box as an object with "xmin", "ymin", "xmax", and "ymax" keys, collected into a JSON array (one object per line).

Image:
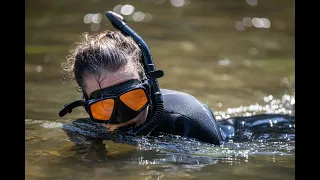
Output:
[{"xmin": 61, "ymin": 30, "xmax": 145, "ymax": 94}]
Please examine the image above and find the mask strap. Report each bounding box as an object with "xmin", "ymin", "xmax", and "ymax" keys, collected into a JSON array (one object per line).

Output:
[{"xmin": 59, "ymin": 100, "xmax": 84, "ymax": 117}]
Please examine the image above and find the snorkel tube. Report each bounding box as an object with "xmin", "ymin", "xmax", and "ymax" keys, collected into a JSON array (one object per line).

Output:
[{"xmin": 105, "ymin": 11, "xmax": 164, "ymax": 136}]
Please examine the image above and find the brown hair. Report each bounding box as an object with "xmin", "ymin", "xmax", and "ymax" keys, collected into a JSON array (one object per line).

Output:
[{"xmin": 61, "ymin": 30, "xmax": 145, "ymax": 93}]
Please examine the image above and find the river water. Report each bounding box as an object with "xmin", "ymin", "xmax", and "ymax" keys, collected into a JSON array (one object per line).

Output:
[{"xmin": 25, "ymin": 0, "xmax": 295, "ymax": 179}]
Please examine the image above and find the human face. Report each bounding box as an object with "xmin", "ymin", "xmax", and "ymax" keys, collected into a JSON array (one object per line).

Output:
[{"xmin": 83, "ymin": 66, "xmax": 149, "ymax": 131}]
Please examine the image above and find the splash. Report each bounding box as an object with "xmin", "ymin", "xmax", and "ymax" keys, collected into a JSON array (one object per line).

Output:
[{"xmin": 214, "ymin": 93, "xmax": 295, "ymax": 120}]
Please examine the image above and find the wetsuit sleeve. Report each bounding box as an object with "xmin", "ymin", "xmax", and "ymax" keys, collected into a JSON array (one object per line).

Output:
[
  {"xmin": 217, "ymin": 114, "xmax": 295, "ymax": 141},
  {"xmin": 157, "ymin": 89, "xmax": 224, "ymax": 145}
]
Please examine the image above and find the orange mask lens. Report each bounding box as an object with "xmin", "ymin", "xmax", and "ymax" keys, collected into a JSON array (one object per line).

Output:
[
  {"xmin": 120, "ymin": 89, "xmax": 148, "ymax": 111},
  {"xmin": 90, "ymin": 99, "xmax": 114, "ymax": 121}
]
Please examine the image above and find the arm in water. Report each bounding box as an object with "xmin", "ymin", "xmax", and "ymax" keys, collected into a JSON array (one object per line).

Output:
[{"xmin": 218, "ymin": 113, "xmax": 295, "ymax": 142}]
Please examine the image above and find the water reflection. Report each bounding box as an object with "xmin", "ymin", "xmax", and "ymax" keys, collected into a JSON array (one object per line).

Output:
[
  {"xmin": 170, "ymin": 0, "xmax": 190, "ymax": 7},
  {"xmin": 26, "ymin": 109, "xmax": 295, "ymax": 179},
  {"xmin": 214, "ymin": 93, "xmax": 295, "ymax": 120},
  {"xmin": 112, "ymin": 4, "xmax": 153, "ymax": 23},
  {"xmin": 246, "ymin": 0, "xmax": 258, "ymax": 6},
  {"xmin": 27, "ymin": 116, "xmax": 294, "ymax": 164},
  {"xmin": 120, "ymin": 4, "xmax": 135, "ymax": 15}
]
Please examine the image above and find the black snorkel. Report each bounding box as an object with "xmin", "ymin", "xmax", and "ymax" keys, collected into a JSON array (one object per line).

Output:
[
  {"xmin": 59, "ymin": 11, "xmax": 164, "ymax": 136},
  {"xmin": 104, "ymin": 11, "xmax": 164, "ymax": 136}
]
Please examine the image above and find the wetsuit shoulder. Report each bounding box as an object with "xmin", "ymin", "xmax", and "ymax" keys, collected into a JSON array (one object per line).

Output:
[{"xmin": 153, "ymin": 89, "xmax": 224, "ymax": 145}]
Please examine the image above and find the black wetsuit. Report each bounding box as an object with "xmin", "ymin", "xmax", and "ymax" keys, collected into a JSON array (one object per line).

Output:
[
  {"xmin": 62, "ymin": 89, "xmax": 295, "ymax": 146},
  {"xmin": 150, "ymin": 89, "xmax": 295, "ymax": 145},
  {"xmin": 152, "ymin": 89, "xmax": 224, "ymax": 145}
]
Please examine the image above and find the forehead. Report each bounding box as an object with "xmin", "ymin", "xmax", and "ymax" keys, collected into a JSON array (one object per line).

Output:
[{"xmin": 83, "ymin": 68, "xmax": 140, "ymax": 96}]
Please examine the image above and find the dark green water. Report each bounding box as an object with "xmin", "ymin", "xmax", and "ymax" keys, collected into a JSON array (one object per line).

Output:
[{"xmin": 25, "ymin": 0, "xmax": 295, "ymax": 179}]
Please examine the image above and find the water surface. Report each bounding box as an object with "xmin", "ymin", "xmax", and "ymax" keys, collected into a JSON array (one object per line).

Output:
[{"xmin": 25, "ymin": 0, "xmax": 295, "ymax": 179}]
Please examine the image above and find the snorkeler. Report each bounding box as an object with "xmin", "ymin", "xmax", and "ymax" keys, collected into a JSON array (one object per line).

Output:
[{"xmin": 59, "ymin": 11, "xmax": 294, "ymax": 146}]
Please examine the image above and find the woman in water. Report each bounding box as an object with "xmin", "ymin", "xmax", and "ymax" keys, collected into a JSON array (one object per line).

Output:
[{"xmin": 59, "ymin": 12, "xmax": 294, "ymax": 150}]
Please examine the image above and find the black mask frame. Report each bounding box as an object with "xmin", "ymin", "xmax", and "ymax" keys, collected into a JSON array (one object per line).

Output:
[{"xmin": 59, "ymin": 79, "xmax": 151, "ymax": 124}]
